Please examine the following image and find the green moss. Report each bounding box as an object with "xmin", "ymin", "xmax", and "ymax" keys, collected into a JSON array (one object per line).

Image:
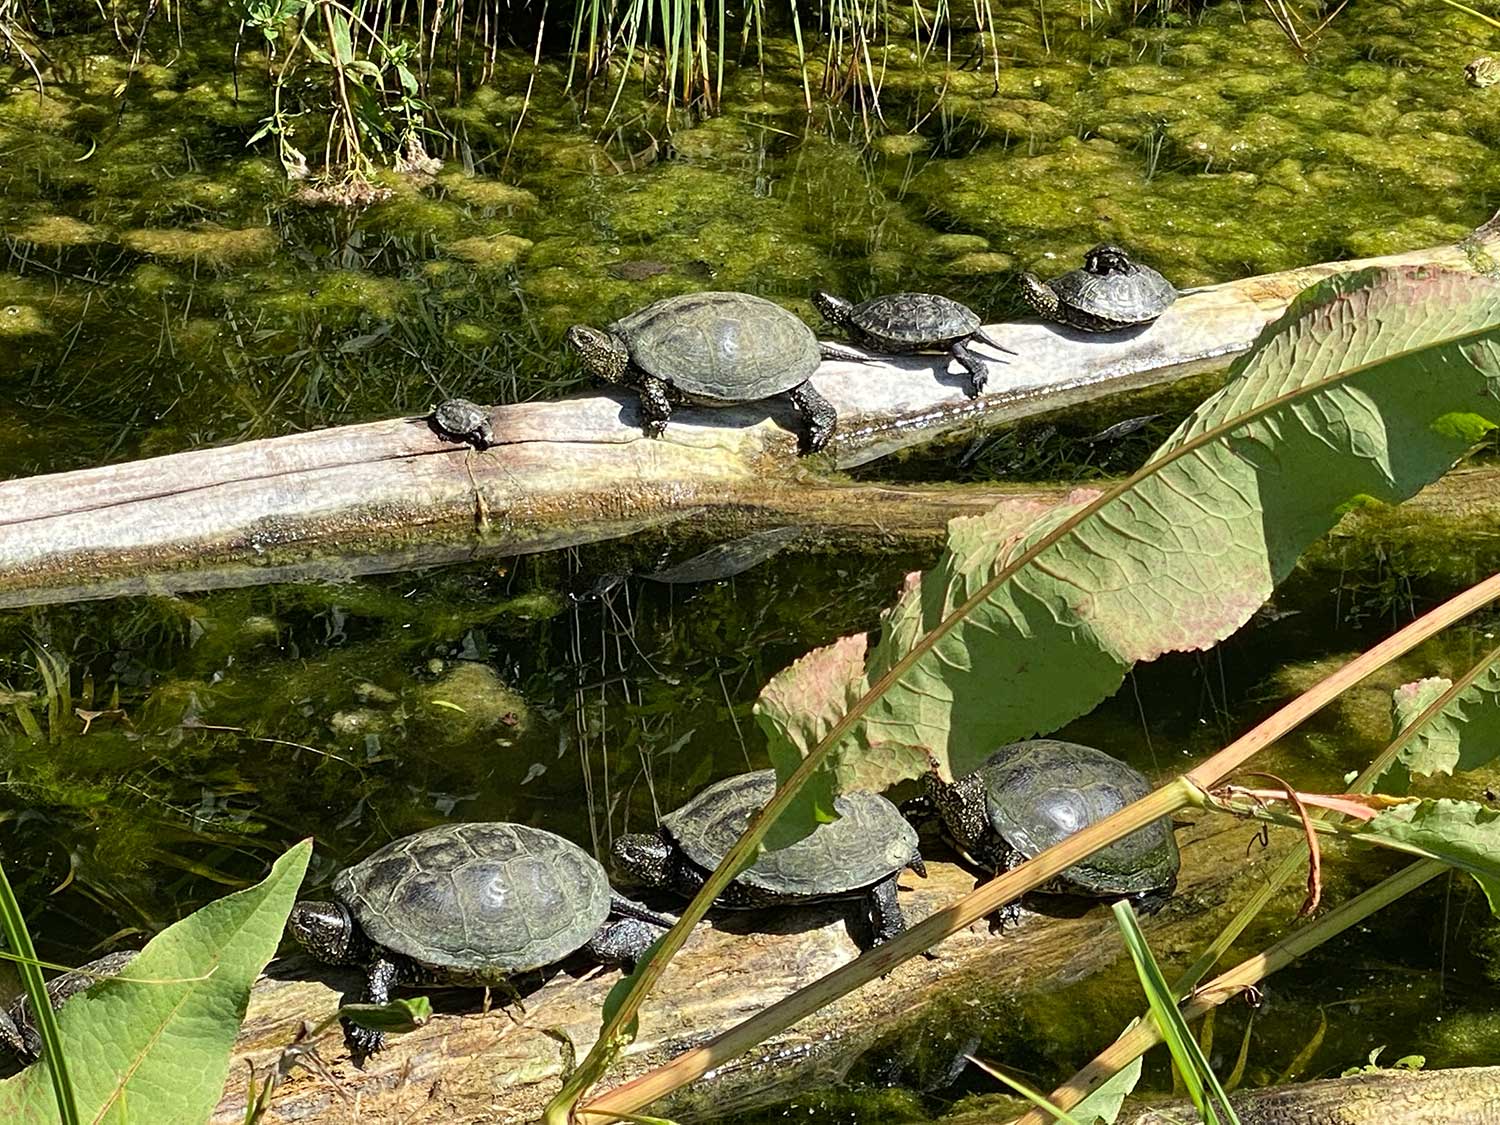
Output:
[
  {"xmin": 437, "ymin": 172, "xmax": 538, "ymax": 211},
  {"xmin": 13, "ymin": 215, "xmax": 102, "ymax": 247},
  {"xmin": 0, "ymin": 305, "xmax": 50, "ymax": 338},
  {"xmin": 444, "ymin": 233, "xmax": 534, "ymax": 269},
  {"xmin": 122, "ymin": 225, "xmax": 279, "ymax": 262}
]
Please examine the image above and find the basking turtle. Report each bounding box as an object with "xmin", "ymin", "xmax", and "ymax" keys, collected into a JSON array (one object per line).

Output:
[
  {"xmin": 430, "ymin": 398, "xmax": 494, "ymax": 449},
  {"xmin": 811, "ymin": 289, "xmax": 1010, "ymax": 397},
  {"xmin": 289, "ymin": 822, "xmax": 676, "ymax": 1055},
  {"xmin": 925, "ymin": 739, "xmax": 1179, "ymax": 927},
  {"xmin": 567, "ymin": 292, "xmax": 862, "ymax": 453},
  {"xmin": 1467, "ymin": 56, "xmax": 1500, "ymax": 88},
  {"xmin": 0, "ymin": 950, "xmax": 138, "ymax": 1063},
  {"xmin": 1019, "ymin": 245, "xmax": 1177, "ymax": 332},
  {"xmin": 612, "ymin": 769, "xmax": 926, "ymax": 947}
]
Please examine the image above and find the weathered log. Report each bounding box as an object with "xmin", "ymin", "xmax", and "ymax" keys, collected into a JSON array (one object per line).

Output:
[
  {"xmin": 1111, "ymin": 1066, "xmax": 1500, "ymax": 1124},
  {"xmin": 5, "ymin": 220, "xmax": 1498, "ymax": 609},
  {"xmin": 213, "ymin": 811, "xmax": 1309, "ymax": 1124}
]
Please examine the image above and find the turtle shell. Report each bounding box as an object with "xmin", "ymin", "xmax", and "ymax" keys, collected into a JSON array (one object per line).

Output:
[
  {"xmin": 1049, "ymin": 259, "xmax": 1176, "ymax": 326},
  {"xmin": 612, "ymin": 292, "xmax": 821, "ymax": 402},
  {"xmin": 335, "ymin": 822, "xmax": 611, "ymax": 974},
  {"xmin": 663, "ymin": 769, "xmax": 919, "ymax": 897},
  {"xmin": 433, "ymin": 398, "xmax": 490, "ymax": 437},
  {"xmin": 979, "ymin": 740, "xmax": 1179, "ymax": 896},
  {"xmin": 849, "ymin": 292, "xmax": 980, "ymax": 347}
]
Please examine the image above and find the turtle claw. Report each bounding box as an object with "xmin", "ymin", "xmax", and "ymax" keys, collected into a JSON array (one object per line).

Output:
[{"xmin": 346, "ymin": 1020, "xmax": 386, "ymax": 1060}]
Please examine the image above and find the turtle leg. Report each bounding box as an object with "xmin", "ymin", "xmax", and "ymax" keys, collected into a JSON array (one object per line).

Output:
[
  {"xmin": 950, "ymin": 339, "xmax": 989, "ymax": 398},
  {"xmin": 347, "ymin": 956, "xmax": 401, "ymax": 1057},
  {"xmin": 864, "ymin": 871, "xmax": 908, "ymax": 947},
  {"xmin": 986, "ymin": 845, "xmax": 1029, "ymax": 933},
  {"xmin": 819, "ymin": 340, "xmax": 877, "ymax": 364},
  {"xmin": 1126, "ymin": 874, "xmax": 1178, "ymax": 917},
  {"xmin": 635, "ymin": 373, "xmax": 674, "ymax": 439},
  {"xmin": 788, "ymin": 381, "xmax": 837, "ymax": 454},
  {"xmin": 585, "ymin": 916, "xmax": 666, "ymax": 966}
]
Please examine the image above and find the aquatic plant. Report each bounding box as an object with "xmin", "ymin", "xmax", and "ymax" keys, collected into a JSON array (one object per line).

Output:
[{"xmin": 548, "ymin": 264, "xmax": 1500, "ymax": 1120}]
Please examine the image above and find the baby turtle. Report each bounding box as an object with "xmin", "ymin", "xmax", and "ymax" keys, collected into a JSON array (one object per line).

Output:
[
  {"xmin": 567, "ymin": 292, "xmax": 861, "ymax": 453},
  {"xmin": 289, "ymin": 822, "xmax": 676, "ymax": 1055},
  {"xmin": 1467, "ymin": 56, "xmax": 1500, "ymax": 88},
  {"xmin": 925, "ymin": 739, "xmax": 1179, "ymax": 927},
  {"xmin": 612, "ymin": 769, "xmax": 926, "ymax": 947},
  {"xmin": 812, "ymin": 289, "xmax": 1008, "ymax": 397},
  {"xmin": 430, "ymin": 398, "xmax": 494, "ymax": 449},
  {"xmin": 1019, "ymin": 245, "xmax": 1177, "ymax": 332},
  {"xmin": 0, "ymin": 950, "xmax": 138, "ymax": 1063}
]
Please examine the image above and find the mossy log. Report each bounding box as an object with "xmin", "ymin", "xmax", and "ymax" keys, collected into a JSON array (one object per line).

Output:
[
  {"xmin": 5, "ymin": 220, "xmax": 1499, "ymax": 609},
  {"xmin": 213, "ymin": 812, "xmax": 1305, "ymax": 1124}
]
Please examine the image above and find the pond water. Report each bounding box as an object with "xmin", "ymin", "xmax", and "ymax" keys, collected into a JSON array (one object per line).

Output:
[{"xmin": 4, "ymin": 0, "xmax": 1500, "ymax": 1117}]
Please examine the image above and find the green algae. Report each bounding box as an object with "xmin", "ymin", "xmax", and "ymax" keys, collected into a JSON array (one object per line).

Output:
[{"xmin": 121, "ymin": 225, "xmax": 279, "ymax": 262}]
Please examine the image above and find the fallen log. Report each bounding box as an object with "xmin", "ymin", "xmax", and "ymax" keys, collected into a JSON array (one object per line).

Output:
[
  {"xmin": 5, "ymin": 219, "xmax": 1499, "ymax": 609},
  {"xmin": 213, "ymin": 811, "xmax": 1315, "ymax": 1124},
  {"xmin": 1111, "ymin": 1066, "xmax": 1500, "ymax": 1124}
]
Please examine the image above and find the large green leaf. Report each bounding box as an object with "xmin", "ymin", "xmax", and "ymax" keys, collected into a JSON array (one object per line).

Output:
[
  {"xmin": 1356, "ymin": 799, "xmax": 1500, "ymax": 913},
  {"xmin": 1381, "ymin": 653, "xmax": 1500, "ymax": 791},
  {"xmin": 0, "ymin": 841, "xmax": 311, "ymax": 1124},
  {"xmin": 761, "ymin": 266, "xmax": 1500, "ymax": 788}
]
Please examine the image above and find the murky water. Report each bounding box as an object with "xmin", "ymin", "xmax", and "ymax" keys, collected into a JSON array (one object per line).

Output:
[{"xmin": 5, "ymin": 0, "xmax": 1500, "ymax": 1116}]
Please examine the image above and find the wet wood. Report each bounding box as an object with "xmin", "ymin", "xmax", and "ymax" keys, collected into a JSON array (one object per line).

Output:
[
  {"xmin": 1114, "ymin": 1066, "xmax": 1500, "ymax": 1124},
  {"xmin": 213, "ymin": 812, "xmax": 1300, "ymax": 1124},
  {"xmin": 4, "ymin": 218, "xmax": 1499, "ymax": 609}
]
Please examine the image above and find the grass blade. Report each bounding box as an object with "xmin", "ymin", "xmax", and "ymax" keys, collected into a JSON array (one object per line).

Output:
[{"xmin": 0, "ymin": 862, "xmax": 79, "ymax": 1125}]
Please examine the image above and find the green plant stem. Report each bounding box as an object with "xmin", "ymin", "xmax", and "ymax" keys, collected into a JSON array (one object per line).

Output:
[
  {"xmin": 579, "ymin": 567, "xmax": 1500, "ymax": 1121},
  {"xmin": 0, "ymin": 861, "xmax": 79, "ymax": 1125},
  {"xmin": 1013, "ymin": 860, "xmax": 1446, "ymax": 1125}
]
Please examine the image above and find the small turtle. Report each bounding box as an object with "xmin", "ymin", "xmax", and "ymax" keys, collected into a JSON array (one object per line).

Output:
[
  {"xmin": 1019, "ymin": 245, "xmax": 1177, "ymax": 332},
  {"xmin": 0, "ymin": 950, "xmax": 138, "ymax": 1063},
  {"xmin": 288, "ymin": 822, "xmax": 675, "ymax": 1055},
  {"xmin": 567, "ymin": 291, "xmax": 863, "ymax": 453},
  {"xmin": 811, "ymin": 289, "xmax": 1010, "ymax": 397},
  {"xmin": 612, "ymin": 769, "xmax": 926, "ymax": 947},
  {"xmin": 1467, "ymin": 56, "xmax": 1500, "ymax": 88},
  {"xmin": 430, "ymin": 398, "xmax": 494, "ymax": 449},
  {"xmin": 925, "ymin": 739, "xmax": 1179, "ymax": 927}
]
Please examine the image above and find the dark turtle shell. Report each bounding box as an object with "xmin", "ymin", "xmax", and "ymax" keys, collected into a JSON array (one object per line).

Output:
[
  {"xmin": 1049, "ymin": 257, "xmax": 1176, "ymax": 326},
  {"xmin": 849, "ymin": 292, "xmax": 980, "ymax": 346},
  {"xmin": 335, "ymin": 822, "xmax": 611, "ymax": 974},
  {"xmin": 612, "ymin": 292, "xmax": 821, "ymax": 402},
  {"xmin": 663, "ymin": 769, "xmax": 919, "ymax": 897},
  {"xmin": 979, "ymin": 740, "xmax": 1178, "ymax": 896}
]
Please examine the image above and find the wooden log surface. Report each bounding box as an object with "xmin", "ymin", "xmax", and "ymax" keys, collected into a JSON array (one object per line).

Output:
[
  {"xmin": 5, "ymin": 218, "xmax": 1499, "ymax": 609},
  {"xmin": 1111, "ymin": 1066, "xmax": 1500, "ymax": 1124},
  {"xmin": 213, "ymin": 811, "xmax": 1303, "ymax": 1124}
]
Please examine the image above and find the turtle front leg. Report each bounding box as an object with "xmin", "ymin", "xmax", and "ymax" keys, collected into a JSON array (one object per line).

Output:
[
  {"xmin": 788, "ymin": 381, "xmax": 837, "ymax": 454},
  {"xmin": 950, "ymin": 339, "xmax": 989, "ymax": 398},
  {"xmin": 347, "ymin": 955, "xmax": 401, "ymax": 1058},
  {"xmin": 864, "ymin": 871, "xmax": 908, "ymax": 947},
  {"xmin": 1127, "ymin": 876, "xmax": 1177, "ymax": 917},
  {"xmin": 986, "ymin": 844, "xmax": 1030, "ymax": 933},
  {"xmin": 635, "ymin": 373, "xmax": 674, "ymax": 438}
]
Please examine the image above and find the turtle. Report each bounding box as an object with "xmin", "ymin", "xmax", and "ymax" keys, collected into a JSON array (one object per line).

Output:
[
  {"xmin": 811, "ymin": 289, "xmax": 1012, "ymax": 398},
  {"xmin": 924, "ymin": 739, "xmax": 1179, "ymax": 927},
  {"xmin": 1467, "ymin": 56, "xmax": 1500, "ymax": 88},
  {"xmin": 1019, "ymin": 245, "xmax": 1177, "ymax": 332},
  {"xmin": 429, "ymin": 398, "xmax": 494, "ymax": 449},
  {"xmin": 611, "ymin": 769, "xmax": 926, "ymax": 947},
  {"xmin": 0, "ymin": 950, "xmax": 138, "ymax": 1064},
  {"xmin": 566, "ymin": 291, "xmax": 864, "ymax": 453},
  {"xmin": 288, "ymin": 822, "xmax": 677, "ymax": 1056}
]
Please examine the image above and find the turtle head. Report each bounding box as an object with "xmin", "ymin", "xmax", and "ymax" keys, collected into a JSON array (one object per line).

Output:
[
  {"xmin": 810, "ymin": 289, "xmax": 854, "ymax": 328},
  {"xmin": 288, "ymin": 900, "xmax": 357, "ymax": 965},
  {"xmin": 610, "ymin": 831, "xmax": 674, "ymax": 889},
  {"xmin": 567, "ymin": 324, "xmax": 631, "ymax": 383},
  {"xmin": 1084, "ymin": 244, "xmax": 1135, "ymax": 275}
]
